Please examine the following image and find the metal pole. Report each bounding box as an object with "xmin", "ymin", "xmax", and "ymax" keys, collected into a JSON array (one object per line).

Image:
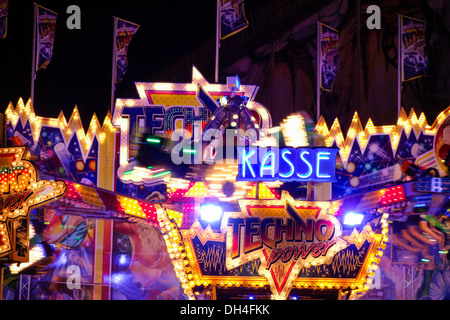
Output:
[
  {"xmin": 306, "ymin": 182, "xmax": 313, "ymax": 201},
  {"xmin": 215, "ymin": 0, "xmax": 220, "ymax": 83},
  {"xmin": 356, "ymin": 0, "xmax": 361, "ymax": 114},
  {"xmin": 272, "ymin": 41, "xmax": 275, "ymax": 115},
  {"xmin": 111, "ymin": 17, "xmax": 117, "ymax": 115},
  {"xmin": 402, "ymin": 264, "xmax": 406, "ymax": 300},
  {"xmin": 316, "ymin": 22, "xmax": 321, "ymax": 122},
  {"xmin": 30, "ymin": 4, "xmax": 37, "ymax": 106},
  {"xmin": 398, "ymin": 15, "xmax": 402, "ymax": 117}
]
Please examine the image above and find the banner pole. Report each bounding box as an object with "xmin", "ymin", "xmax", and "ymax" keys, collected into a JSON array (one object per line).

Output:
[
  {"xmin": 356, "ymin": 0, "xmax": 361, "ymax": 115},
  {"xmin": 30, "ymin": 4, "xmax": 37, "ymax": 106},
  {"xmin": 316, "ymin": 21, "xmax": 321, "ymax": 123},
  {"xmin": 398, "ymin": 15, "xmax": 402, "ymax": 118},
  {"xmin": 110, "ymin": 17, "xmax": 117, "ymax": 115},
  {"xmin": 215, "ymin": 0, "xmax": 220, "ymax": 83}
]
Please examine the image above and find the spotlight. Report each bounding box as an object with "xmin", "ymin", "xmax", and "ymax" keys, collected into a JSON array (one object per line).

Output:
[
  {"xmin": 401, "ymin": 161, "xmax": 439, "ymax": 178},
  {"xmin": 343, "ymin": 212, "xmax": 364, "ymax": 226},
  {"xmin": 200, "ymin": 204, "xmax": 223, "ymax": 223},
  {"xmin": 401, "ymin": 161, "xmax": 423, "ymax": 178},
  {"xmin": 219, "ymin": 96, "xmax": 231, "ymax": 106},
  {"xmin": 118, "ymin": 254, "xmax": 128, "ymax": 266}
]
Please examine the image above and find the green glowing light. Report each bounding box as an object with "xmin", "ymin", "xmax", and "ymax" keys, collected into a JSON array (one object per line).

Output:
[
  {"xmin": 152, "ymin": 171, "xmax": 171, "ymax": 178},
  {"xmin": 146, "ymin": 138, "xmax": 161, "ymax": 144}
]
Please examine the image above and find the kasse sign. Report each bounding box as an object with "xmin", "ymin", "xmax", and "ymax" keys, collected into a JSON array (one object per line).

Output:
[{"xmin": 236, "ymin": 147, "xmax": 338, "ymax": 182}]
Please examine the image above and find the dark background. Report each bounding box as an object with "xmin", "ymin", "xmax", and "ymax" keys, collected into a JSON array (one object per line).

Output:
[{"xmin": 0, "ymin": 0, "xmax": 269, "ymax": 127}]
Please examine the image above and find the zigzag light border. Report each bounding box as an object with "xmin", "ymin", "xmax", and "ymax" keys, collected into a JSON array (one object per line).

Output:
[
  {"xmin": 315, "ymin": 106, "xmax": 450, "ymax": 164},
  {"xmin": 5, "ymin": 98, "xmax": 117, "ymax": 160},
  {"xmin": 6, "ymin": 99, "xmax": 450, "ymax": 171}
]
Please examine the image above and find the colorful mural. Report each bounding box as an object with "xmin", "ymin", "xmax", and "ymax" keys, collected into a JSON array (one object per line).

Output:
[
  {"xmin": 111, "ymin": 222, "xmax": 186, "ymax": 300},
  {"xmin": 31, "ymin": 210, "xmax": 95, "ymax": 300}
]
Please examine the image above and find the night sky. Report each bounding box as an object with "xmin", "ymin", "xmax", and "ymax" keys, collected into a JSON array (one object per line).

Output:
[{"xmin": 0, "ymin": 0, "xmax": 228, "ymax": 127}]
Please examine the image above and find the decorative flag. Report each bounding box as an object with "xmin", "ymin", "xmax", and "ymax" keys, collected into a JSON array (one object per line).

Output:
[
  {"xmin": 114, "ymin": 17, "xmax": 139, "ymax": 83},
  {"xmin": 0, "ymin": 0, "xmax": 8, "ymax": 39},
  {"xmin": 220, "ymin": 0, "xmax": 249, "ymax": 39},
  {"xmin": 400, "ymin": 16, "xmax": 429, "ymax": 82},
  {"xmin": 35, "ymin": 4, "xmax": 57, "ymax": 71},
  {"xmin": 319, "ymin": 23, "xmax": 340, "ymax": 92}
]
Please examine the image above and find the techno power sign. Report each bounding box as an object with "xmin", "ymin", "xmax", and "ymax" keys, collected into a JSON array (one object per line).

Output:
[
  {"xmin": 179, "ymin": 189, "xmax": 387, "ymax": 299},
  {"xmin": 222, "ymin": 192, "xmax": 348, "ymax": 300},
  {"xmin": 0, "ymin": 146, "xmax": 67, "ymax": 263},
  {"xmin": 236, "ymin": 147, "xmax": 339, "ymax": 182}
]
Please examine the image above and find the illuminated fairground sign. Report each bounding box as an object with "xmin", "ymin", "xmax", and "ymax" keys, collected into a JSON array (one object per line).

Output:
[
  {"xmin": 177, "ymin": 190, "xmax": 389, "ymax": 300},
  {"xmin": 237, "ymin": 147, "xmax": 338, "ymax": 182},
  {"xmin": 0, "ymin": 146, "xmax": 67, "ymax": 263},
  {"xmin": 112, "ymin": 67, "xmax": 272, "ymax": 185}
]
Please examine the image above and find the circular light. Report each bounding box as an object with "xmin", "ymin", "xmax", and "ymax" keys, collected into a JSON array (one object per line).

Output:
[
  {"xmin": 220, "ymin": 96, "xmax": 230, "ymax": 106},
  {"xmin": 199, "ymin": 204, "xmax": 223, "ymax": 223}
]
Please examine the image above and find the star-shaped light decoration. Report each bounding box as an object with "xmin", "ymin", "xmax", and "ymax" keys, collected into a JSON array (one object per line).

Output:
[
  {"xmin": 221, "ymin": 191, "xmax": 348, "ymax": 300},
  {"xmin": 0, "ymin": 146, "xmax": 67, "ymax": 262},
  {"xmin": 342, "ymin": 225, "xmax": 378, "ymax": 250}
]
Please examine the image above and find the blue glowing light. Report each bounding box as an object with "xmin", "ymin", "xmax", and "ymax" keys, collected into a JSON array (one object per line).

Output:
[
  {"xmin": 112, "ymin": 273, "xmax": 125, "ymax": 285},
  {"xmin": 118, "ymin": 254, "xmax": 128, "ymax": 266}
]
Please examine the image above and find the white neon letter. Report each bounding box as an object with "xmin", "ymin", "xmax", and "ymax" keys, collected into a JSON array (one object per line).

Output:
[
  {"xmin": 260, "ymin": 151, "xmax": 275, "ymax": 178},
  {"xmin": 297, "ymin": 150, "xmax": 313, "ymax": 179},
  {"xmin": 242, "ymin": 149, "xmax": 256, "ymax": 179},
  {"xmin": 316, "ymin": 151, "xmax": 331, "ymax": 178},
  {"xmin": 279, "ymin": 149, "xmax": 295, "ymax": 179}
]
